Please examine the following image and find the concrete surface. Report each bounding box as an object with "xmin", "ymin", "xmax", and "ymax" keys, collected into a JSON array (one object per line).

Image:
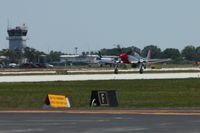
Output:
[{"xmin": 0, "ymin": 72, "xmax": 199, "ymax": 82}]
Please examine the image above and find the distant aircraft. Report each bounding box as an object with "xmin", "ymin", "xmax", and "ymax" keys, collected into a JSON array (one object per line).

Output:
[
  {"xmin": 60, "ymin": 52, "xmax": 119, "ymax": 67},
  {"xmin": 97, "ymin": 52, "xmax": 118, "ymax": 67},
  {"xmin": 60, "ymin": 54, "xmax": 99, "ymax": 65},
  {"xmin": 115, "ymin": 50, "xmax": 171, "ymax": 74}
]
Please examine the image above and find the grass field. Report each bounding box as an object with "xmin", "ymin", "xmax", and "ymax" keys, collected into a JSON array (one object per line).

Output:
[{"xmin": 0, "ymin": 79, "xmax": 200, "ymax": 109}]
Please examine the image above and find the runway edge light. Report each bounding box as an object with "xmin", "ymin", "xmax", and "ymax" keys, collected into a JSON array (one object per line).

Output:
[{"xmin": 44, "ymin": 94, "xmax": 71, "ymax": 108}]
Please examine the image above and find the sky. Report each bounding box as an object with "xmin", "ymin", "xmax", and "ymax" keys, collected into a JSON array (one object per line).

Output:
[{"xmin": 0, "ymin": 0, "xmax": 200, "ymax": 54}]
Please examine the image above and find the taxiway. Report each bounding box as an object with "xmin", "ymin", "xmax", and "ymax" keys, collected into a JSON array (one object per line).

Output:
[
  {"xmin": 0, "ymin": 72, "xmax": 199, "ymax": 82},
  {"xmin": 0, "ymin": 113, "xmax": 200, "ymax": 133}
]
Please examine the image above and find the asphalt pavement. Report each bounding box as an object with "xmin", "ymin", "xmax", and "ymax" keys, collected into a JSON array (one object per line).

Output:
[{"xmin": 0, "ymin": 113, "xmax": 200, "ymax": 133}]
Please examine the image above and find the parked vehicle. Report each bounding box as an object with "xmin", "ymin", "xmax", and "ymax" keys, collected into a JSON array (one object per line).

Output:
[
  {"xmin": 19, "ymin": 63, "xmax": 39, "ymax": 68},
  {"xmin": 19, "ymin": 63, "xmax": 54, "ymax": 68}
]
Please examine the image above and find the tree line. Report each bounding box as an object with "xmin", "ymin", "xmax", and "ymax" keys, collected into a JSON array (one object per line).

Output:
[
  {"xmin": 0, "ymin": 47, "xmax": 63, "ymax": 64},
  {"xmin": 100, "ymin": 45, "xmax": 200, "ymax": 64},
  {"xmin": 0, "ymin": 45, "xmax": 199, "ymax": 64}
]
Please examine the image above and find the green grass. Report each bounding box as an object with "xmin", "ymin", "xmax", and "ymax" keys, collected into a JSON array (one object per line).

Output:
[{"xmin": 0, "ymin": 79, "xmax": 200, "ymax": 109}]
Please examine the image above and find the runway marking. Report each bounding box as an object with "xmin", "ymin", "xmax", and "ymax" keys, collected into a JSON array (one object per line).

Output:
[
  {"xmin": 82, "ymin": 127, "xmax": 150, "ymax": 133},
  {"xmin": 0, "ymin": 129, "xmax": 44, "ymax": 133},
  {"xmin": 103, "ymin": 127, "xmax": 150, "ymax": 132},
  {"xmin": 25, "ymin": 119, "xmax": 110, "ymax": 123},
  {"xmin": 159, "ymin": 122, "xmax": 173, "ymax": 126}
]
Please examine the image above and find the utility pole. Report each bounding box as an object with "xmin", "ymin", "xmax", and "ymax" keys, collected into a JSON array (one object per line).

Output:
[{"xmin": 75, "ymin": 47, "xmax": 78, "ymax": 55}]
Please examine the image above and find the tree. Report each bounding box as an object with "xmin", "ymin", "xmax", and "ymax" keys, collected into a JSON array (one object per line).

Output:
[
  {"xmin": 162, "ymin": 48, "xmax": 181, "ymax": 60},
  {"xmin": 100, "ymin": 48, "xmax": 121, "ymax": 56},
  {"xmin": 0, "ymin": 49, "xmax": 9, "ymax": 57},
  {"xmin": 121, "ymin": 46, "xmax": 141, "ymax": 55},
  {"xmin": 142, "ymin": 45, "xmax": 161, "ymax": 58},
  {"xmin": 24, "ymin": 47, "xmax": 36, "ymax": 62},
  {"xmin": 195, "ymin": 46, "xmax": 200, "ymax": 61},
  {"xmin": 131, "ymin": 46, "xmax": 141, "ymax": 54},
  {"xmin": 47, "ymin": 51, "xmax": 63, "ymax": 62},
  {"xmin": 24, "ymin": 47, "xmax": 45, "ymax": 63},
  {"xmin": 8, "ymin": 50, "xmax": 17, "ymax": 63},
  {"xmin": 100, "ymin": 45, "xmax": 141, "ymax": 56},
  {"xmin": 82, "ymin": 52, "xmax": 86, "ymax": 56},
  {"xmin": 181, "ymin": 45, "xmax": 196, "ymax": 61}
]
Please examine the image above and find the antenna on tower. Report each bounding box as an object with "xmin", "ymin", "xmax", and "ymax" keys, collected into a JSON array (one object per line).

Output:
[{"xmin": 7, "ymin": 18, "xmax": 10, "ymax": 29}]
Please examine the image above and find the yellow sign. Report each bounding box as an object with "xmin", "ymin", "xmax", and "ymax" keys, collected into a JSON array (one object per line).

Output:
[{"xmin": 46, "ymin": 94, "xmax": 70, "ymax": 108}]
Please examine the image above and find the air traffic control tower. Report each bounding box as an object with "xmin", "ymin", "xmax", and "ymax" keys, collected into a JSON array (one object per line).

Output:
[{"xmin": 6, "ymin": 24, "xmax": 28, "ymax": 51}]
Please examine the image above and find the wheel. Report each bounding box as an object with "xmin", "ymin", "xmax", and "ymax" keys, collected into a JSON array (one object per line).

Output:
[
  {"xmin": 139, "ymin": 67, "xmax": 143, "ymax": 74},
  {"xmin": 114, "ymin": 68, "xmax": 118, "ymax": 74}
]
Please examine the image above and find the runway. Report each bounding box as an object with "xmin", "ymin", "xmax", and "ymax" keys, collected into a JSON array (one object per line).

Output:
[
  {"xmin": 0, "ymin": 113, "xmax": 200, "ymax": 133},
  {"xmin": 0, "ymin": 72, "xmax": 199, "ymax": 82}
]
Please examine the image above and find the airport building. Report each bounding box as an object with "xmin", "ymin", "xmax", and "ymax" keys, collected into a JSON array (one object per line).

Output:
[
  {"xmin": 6, "ymin": 24, "xmax": 28, "ymax": 51},
  {"xmin": 6, "ymin": 24, "xmax": 28, "ymax": 63}
]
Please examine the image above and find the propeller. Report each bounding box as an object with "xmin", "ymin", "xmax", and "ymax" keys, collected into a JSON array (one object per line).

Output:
[{"xmin": 139, "ymin": 59, "xmax": 144, "ymax": 63}]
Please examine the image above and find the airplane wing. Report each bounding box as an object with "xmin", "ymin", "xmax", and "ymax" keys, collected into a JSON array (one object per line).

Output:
[
  {"xmin": 128, "ymin": 55, "xmax": 140, "ymax": 64},
  {"xmin": 147, "ymin": 58, "xmax": 171, "ymax": 64},
  {"xmin": 130, "ymin": 60, "xmax": 139, "ymax": 64}
]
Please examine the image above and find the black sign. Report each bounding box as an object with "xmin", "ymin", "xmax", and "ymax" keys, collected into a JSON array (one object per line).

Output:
[
  {"xmin": 98, "ymin": 91, "xmax": 109, "ymax": 105},
  {"xmin": 90, "ymin": 90, "xmax": 118, "ymax": 107}
]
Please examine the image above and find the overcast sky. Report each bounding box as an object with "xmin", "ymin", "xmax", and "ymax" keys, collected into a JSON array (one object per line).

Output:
[{"xmin": 0, "ymin": 0, "xmax": 200, "ymax": 53}]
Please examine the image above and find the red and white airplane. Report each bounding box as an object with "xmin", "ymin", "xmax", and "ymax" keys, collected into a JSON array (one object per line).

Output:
[{"xmin": 115, "ymin": 50, "xmax": 171, "ymax": 74}]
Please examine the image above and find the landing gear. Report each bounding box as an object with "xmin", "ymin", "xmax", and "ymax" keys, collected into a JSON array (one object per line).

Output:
[
  {"xmin": 114, "ymin": 67, "xmax": 118, "ymax": 74},
  {"xmin": 139, "ymin": 63, "xmax": 144, "ymax": 74},
  {"xmin": 114, "ymin": 63, "xmax": 119, "ymax": 74},
  {"xmin": 139, "ymin": 67, "xmax": 144, "ymax": 74},
  {"xmin": 114, "ymin": 63, "xmax": 145, "ymax": 74}
]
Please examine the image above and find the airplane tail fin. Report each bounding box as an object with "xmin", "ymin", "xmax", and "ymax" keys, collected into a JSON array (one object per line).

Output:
[
  {"xmin": 98, "ymin": 51, "xmax": 102, "ymax": 58},
  {"xmin": 146, "ymin": 50, "xmax": 151, "ymax": 60}
]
